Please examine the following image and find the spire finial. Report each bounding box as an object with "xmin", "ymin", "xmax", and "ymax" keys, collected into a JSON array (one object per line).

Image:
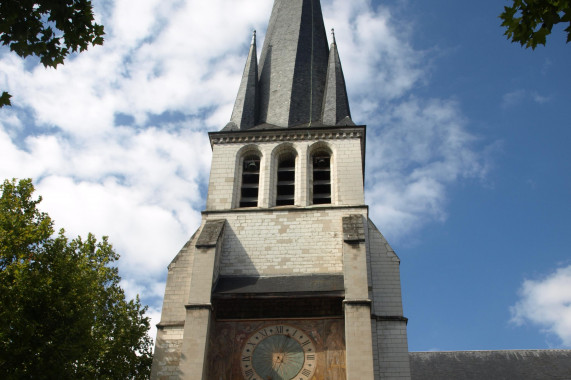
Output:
[
  {"xmin": 331, "ymin": 28, "xmax": 336, "ymax": 44},
  {"xmin": 251, "ymin": 30, "xmax": 256, "ymax": 45}
]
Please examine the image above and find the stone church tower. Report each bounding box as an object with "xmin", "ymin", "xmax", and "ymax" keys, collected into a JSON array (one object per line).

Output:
[{"xmin": 151, "ymin": 1, "xmax": 411, "ymax": 379}]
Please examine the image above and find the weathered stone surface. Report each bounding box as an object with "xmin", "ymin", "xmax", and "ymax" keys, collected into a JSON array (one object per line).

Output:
[
  {"xmin": 195, "ymin": 220, "xmax": 225, "ymax": 248},
  {"xmin": 342, "ymin": 214, "xmax": 366, "ymax": 243}
]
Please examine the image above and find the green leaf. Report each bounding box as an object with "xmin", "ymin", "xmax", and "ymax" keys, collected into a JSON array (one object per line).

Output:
[
  {"xmin": 0, "ymin": 92, "xmax": 11, "ymax": 107},
  {"xmin": 500, "ymin": 0, "xmax": 571, "ymax": 48}
]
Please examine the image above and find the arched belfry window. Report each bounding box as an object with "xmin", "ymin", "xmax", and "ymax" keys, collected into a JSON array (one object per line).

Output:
[
  {"xmin": 312, "ymin": 152, "xmax": 331, "ymax": 204},
  {"xmin": 239, "ymin": 154, "xmax": 261, "ymax": 207},
  {"xmin": 276, "ymin": 152, "xmax": 296, "ymax": 206}
]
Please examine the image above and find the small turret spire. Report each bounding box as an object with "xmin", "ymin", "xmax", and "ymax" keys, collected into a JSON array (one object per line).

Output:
[
  {"xmin": 322, "ymin": 29, "xmax": 354, "ymax": 126},
  {"xmin": 227, "ymin": 30, "xmax": 259, "ymax": 130}
]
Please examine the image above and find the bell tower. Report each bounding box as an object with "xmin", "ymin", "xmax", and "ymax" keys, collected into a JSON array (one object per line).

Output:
[{"xmin": 151, "ymin": 1, "xmax": 411, "ymax": 379}]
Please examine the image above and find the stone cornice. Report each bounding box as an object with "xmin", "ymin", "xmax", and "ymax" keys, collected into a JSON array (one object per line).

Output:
[
  {"xmin": 202, "ymin": 205, "xmax": 369, "ymax": 216},
  {"xmin": 209, "ymin": 125, "xmax": 366, "ymax": 147}
]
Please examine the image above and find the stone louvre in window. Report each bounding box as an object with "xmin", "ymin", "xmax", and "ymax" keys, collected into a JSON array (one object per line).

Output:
[
  {"xmin": 276, "ymin": 153, "xmax": 295, "ymax": 206},
  {"xmin": 240, "ymin": 155, "xmax": 260, "ymax": 207},
  {"xmin": 312, "ymin": 154, "xmax": 331, "ymax": 204}
]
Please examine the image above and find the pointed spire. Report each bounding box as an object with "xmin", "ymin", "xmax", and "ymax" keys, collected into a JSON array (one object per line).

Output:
[
  {"xmin": 257, "ymin": 0, "xmax": 330, "ymax": 127},
  {"xmin": 224, "ymin": 0, "xmax": 354, "ymax": 130},
  {"xmin": 322, "ymin": 28, "xmax": 353, "ymax": 126},
  {"xmin": 228, "ymin": 30, "xmax": 259, "ymax": 130}
]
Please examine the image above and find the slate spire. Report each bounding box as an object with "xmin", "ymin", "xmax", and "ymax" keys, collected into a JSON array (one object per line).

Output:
[
  {"xmin": 226, "ymin": 0, "xmax": 353, "ymax": 130},
  {"xmin": 257, "ymin": 0, "xmax": 329, "ymax": 128},
  {"xmin": 229, "ymin": 30, "xmax": 259, "ymax": 130},
  {"xmin": 322, "ymin": 29, "xmax": 354, "ymax": 126}
]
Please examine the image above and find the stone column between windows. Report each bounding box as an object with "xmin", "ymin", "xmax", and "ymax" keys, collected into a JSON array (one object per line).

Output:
[
  {"xmin": 178, "ymin": 220, "xmax": 225, "ymax": 379},
  {"xmin": 342, "ymin": 214, "xmax": 375, "ymax": 380}
]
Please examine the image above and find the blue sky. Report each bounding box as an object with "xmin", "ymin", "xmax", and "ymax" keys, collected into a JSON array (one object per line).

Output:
[
  {"xmin": 389, "ymin": 0, "xmax": 571, "ymax": 351},
  {"xmin": 1, "ymin": 0, "xmax": 570, "ymax": 351}
]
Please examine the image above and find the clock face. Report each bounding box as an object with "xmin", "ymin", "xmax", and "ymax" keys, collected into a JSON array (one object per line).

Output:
[{"xmin": 240, "ymin": 324, "xmax": 317, "ymax": 380}]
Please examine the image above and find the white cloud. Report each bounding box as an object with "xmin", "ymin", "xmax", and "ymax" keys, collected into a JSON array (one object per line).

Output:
[
  {"xmin": 365, "ymin": 98, "xmax": 487, "ymax": 239},
  {"xmin": 322, "ymin": 1, "xmax": 488, "ymax": 242},
  {"xmin": 324, "ymin": 0, "xmax": 424, "ymax": 105},
  {"xmin": 510, "ymin": 265, "xmax": 571, "ymax": 347},
  {"xmin": 0, "ymin": 0, "xmax": 490, "ymax": 330},
  {"xmin": 502, "ymin": 89, "xmax": 550, "ymax": 108}
]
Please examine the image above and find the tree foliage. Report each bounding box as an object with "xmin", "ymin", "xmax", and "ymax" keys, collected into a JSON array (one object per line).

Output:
[
  {"xmin": 0, "ymin": 179, "xmax": 152, "ymax": 379},
  {"xmin": 0, "ymin": 0, "xmax": 104, "ymax": 106},
  {"xmin": 501, "ymin": 0, "xmax": 571, "ymax": 49},
  {"xmin": 0, "ymin": 92, "xmax": 11, "ymax": 107}
]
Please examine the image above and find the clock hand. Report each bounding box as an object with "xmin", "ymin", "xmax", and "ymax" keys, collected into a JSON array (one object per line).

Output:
[
  {"xmin": 275, "ymin": 357, "xmax": 284, "ymax": 377},
  {"xmin": 278, "ymin": 334, "xmax": 290, "ymax": 357}
]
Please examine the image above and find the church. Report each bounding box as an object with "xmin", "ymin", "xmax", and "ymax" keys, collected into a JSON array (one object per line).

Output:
[{"xmin": 150, "ymin": 1, "xmax": 571, "ymax": 379}]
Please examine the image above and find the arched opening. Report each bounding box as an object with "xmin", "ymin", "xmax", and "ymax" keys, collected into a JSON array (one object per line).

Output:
[
  {"xmin": 312, "ymin": 152, "xmax": 331, "ymax": 204},
  {"xmin": 276, "ymin": 152, "xmax": 296, "ymax": 206},
  {"xmin": 239, "ymin": 154, "xmax": 261, "ymax": 207}
]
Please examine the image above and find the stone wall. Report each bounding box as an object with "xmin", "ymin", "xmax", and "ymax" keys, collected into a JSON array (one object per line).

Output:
[
  {"xmin": 209, "ymin": 207, "xmax": 368, "ymax": 276},
  {"xmin": 150, "ymin": 326, "xmax": 185, "ymax": 380},
  {"xmin": 206, "ymin": 128, "xmax": 365, "ymax": 210}
]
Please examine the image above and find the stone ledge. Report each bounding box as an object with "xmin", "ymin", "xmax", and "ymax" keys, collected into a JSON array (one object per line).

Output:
[
  {"xmin": 195, "ymin": 220, "xmax": 225, "ymax": 248},
  {"xmin": 156, "ymin": 321, "xmax": 185, "ymax": 329},
  {"xmin": 372, "ymin": 315, "xmax": 409, "ymax": 324},
  {"xmin": 202, "ymin": 205, "xmax": 368, "ymax": 215},
  {"xmin": 185, "ymin": 303, "xmax": 213, "ymax": 311},
  {"xmin": 343, "ymin": 299, "xmax": 372, "ymax": 307}
]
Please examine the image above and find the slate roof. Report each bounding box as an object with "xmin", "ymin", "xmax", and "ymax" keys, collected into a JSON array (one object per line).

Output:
[{"xmin": 410, "ymin": 350, "xmax": 571, "ymax": 380}]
